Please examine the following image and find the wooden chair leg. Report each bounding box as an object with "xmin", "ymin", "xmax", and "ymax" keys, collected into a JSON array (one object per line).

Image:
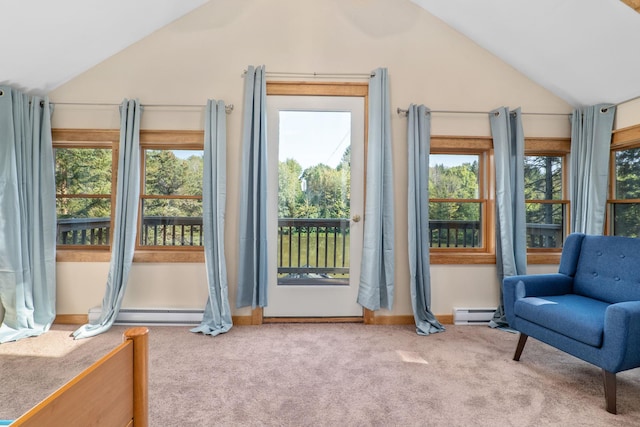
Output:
[
  {"xmin": 513, "ymin": 333, "xmax": 528, "ymax": 361},
  {"xmin": 603, "ymin": 369, "xmax": 617, "ymax": 414}
]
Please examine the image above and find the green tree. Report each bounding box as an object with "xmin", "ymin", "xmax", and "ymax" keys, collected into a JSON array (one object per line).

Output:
[
  {"xmin": 429, "ymin": 161, "xmax": 479, "ymax": 221},
  {"xmin": 145, "ymin": 150, "xmax": 187, "ymax": 196},
  {"xmin": 143, "ymin": 150, "xmax": 204, "ymax": 217},
  {"xmin": 278, "ymin": 158, "xmax": 304, "ymax": 218},
  {"xmin": 278, "ymin": 146, "xmax": 351, "ymax": 220},
  {"xmin": 524, "ymin": 156, "xmax": 562, "ymax": 227},
  {"xmin": 302, "ymin": 163, "xmax": 349, "ymax": 218},
  {"xmin": 55, "ymin": 148, "xmax": 111, "ymax": 218},
  {"xmin": 613, "ymin": 147, "xmax": 640, "ymax": 236}
]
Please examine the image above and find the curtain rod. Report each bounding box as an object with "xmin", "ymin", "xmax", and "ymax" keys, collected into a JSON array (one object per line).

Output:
[
  {"xmin": 611, "ymin": 93, "xmax": 640, "ymax": 108},
  {"xmin": 50, "ymin": 101, "xmax": 234, "ymax": 113},
  {"xmin": 396, "ymin": 107, "xmax": 569, "ymax": 117},
  {"xmin": 243, "ymin": 70, "xmax": 374, "ymax": 79}
]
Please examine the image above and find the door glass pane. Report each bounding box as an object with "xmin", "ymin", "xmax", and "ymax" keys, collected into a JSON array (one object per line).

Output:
[{"xmin": 277, "ymin": 111, "xmax": 351, "ymax": 285}]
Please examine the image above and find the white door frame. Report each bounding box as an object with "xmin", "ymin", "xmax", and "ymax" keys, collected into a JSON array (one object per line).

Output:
[{"xmin": 264, "ymin": 94, "xmax": 365, "ymax": 318}]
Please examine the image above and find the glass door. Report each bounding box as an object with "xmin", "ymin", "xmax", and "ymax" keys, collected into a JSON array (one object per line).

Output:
[{"xmin": 264, "ymin": 95, "xmax": 364, "ymax": 317}]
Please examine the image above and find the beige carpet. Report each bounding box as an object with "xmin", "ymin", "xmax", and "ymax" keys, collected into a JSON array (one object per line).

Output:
[{"xmin": 1, "ymin": 323, "xmax": 639, "ymax": 426}]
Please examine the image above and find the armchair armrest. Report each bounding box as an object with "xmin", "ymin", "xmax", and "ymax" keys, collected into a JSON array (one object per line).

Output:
[
  {"xmin": 503, "ymin": 273, "xmax": 574, "ymax": 326},
  {"xmin": 602, "ymin": 301, "xmax": 640, "ymax": 372}
]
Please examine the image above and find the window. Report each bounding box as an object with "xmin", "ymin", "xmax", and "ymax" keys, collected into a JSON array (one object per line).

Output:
[
  {"xmin": 524, "ymin": 155, "xmax": 566, "ymax": 249},
  {"xmin": 137, "ymin": 132, "xmax": 204, "ymax": 256},
  {"xmin": 428, "ymin": 136, "xmax": 492, "ymax": 264},
  {"xmin": 53, "ymin": 130, "xmax": 117, "ymax": 249},
  {"xmin": 610, "ymin": 145, "xmax": 640, "ymax": 237},
  {"xmin": 429, "ymin": 153, "xmax": 484, "ymax": 249},
  {"xmin": 523, "ymin": 138, "xmax": 570, "ymax": 263},
  {"xmin": 53, "ymin": 129, "xmax": 206, "ymax": 262},
  {"xmin": 140, "ymin": 147, "xmax": 204, "ymax": 247}
]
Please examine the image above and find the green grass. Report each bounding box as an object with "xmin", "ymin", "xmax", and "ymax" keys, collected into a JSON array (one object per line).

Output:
[{"xmin": 278, "ymin": 232, "xmax": 351, "ymax": 279}]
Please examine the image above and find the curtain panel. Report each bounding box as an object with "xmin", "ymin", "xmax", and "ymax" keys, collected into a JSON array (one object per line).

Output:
[
  {"xmin": 236, "ymin": 65, "xmax": 269, "ymax": 309},
  {"xmin": 357, "ymin": 67, "xmax": 395, "ymax": 311},
  {"xmin": 74, "ymin": 99, "xmax": 141, "ymax": 339},
  {"xmin": 0, "ymin": 87, "xmax": 56, "ymax": 343},
  {"xmin": 570, "ymin": 104, "xmax": 616, "ymax": 235},
  {"xmin": 407, "ymin": 104, "xmax": 445, "ymax": 335},
  {"xmin": 490, "ymin": 107, "xmax": 527, "ymax": 328},
  {"xmin": 191, "ymin": 99, "xmax": 233, "ymax": 336}
]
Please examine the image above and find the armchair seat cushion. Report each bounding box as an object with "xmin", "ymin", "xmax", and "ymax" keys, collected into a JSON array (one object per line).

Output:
[{"xmin": 514, "ymin": 294, "xmax": 609, "ymax": 347}]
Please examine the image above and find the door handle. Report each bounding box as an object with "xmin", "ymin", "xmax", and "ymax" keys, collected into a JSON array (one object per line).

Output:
[{"xmin": 352, "ymin": 214, "xmax": 361, "ymax": 223}]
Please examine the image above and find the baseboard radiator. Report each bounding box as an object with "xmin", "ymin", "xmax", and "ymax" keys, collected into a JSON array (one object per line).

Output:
[
  {"xmin": 453, "ymin": 307, "xmax": 496, "ymax": 325},
  {"xmin": 88, "ymin": 307, "xmax": 204, "ymax": 326}
]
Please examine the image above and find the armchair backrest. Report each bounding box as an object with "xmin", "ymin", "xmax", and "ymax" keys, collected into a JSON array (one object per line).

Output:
[
  {"xmin": 571, "ymin": 234, "xmax": 640, "ymax": 303},
  {"xmin": 558, "ymin": 233, "xmax": 585, "ymax": 277}
]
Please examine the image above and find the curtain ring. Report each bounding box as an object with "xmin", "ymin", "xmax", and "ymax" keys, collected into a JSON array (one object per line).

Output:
[
  {"xmin": 600, "ymin": 107, "xmax": 609, "ymax": 114},
  {"xmin": 0, "ymin": 90, "xmax": 4, "ymax": 97},
  {"xmin": 493, "ymin": 111, "xmax": 500, "ymax": 117}
]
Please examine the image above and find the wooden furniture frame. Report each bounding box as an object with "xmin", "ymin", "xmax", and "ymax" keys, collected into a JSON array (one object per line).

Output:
[{"xmin": 10, "ymin": 327, "xmax": 149, "ymax": 427}]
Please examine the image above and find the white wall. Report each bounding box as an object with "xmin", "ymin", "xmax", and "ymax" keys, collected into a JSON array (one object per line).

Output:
[
  {"xmin": 50, "ymin": 0, "xmax": 571, "ymax": 318},
  {"xmin": 615, "ymin": 97, "xmax": 640, "ymax": 130}
]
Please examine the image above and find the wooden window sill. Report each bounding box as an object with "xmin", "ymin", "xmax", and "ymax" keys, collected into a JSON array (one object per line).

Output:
[{"xmin": 56, "ymin": 248, "xmax": 205, "ymax": 263}]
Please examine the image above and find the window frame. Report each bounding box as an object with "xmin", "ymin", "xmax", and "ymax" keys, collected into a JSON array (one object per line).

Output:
[
  {"xmin": 54, "ymin": 129, "xmax": 118, "ymax": 261},
  {"xmin": 429, "ymin": 136, "xmax": 495, "ymax": 264},
  {"xmin": 136, "ymin": 131, "xmax": 205, "ymax": 261},
  {"xmin": 608, "ymin": 124, "xmax": 640, "ymax": 237},
  {"xmin": 524, "ymin": 137, "xmax": 571, "ymax": 264},
  {"xmin": 53, "ymin": 129, "xmax": 206, "ymax": 262}
]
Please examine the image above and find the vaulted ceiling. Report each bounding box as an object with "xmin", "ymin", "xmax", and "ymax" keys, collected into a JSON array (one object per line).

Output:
[
  {"xmin": 3, "ymin": 0, "xmax": 639, "ymax": 108},
  {"xmin": 411, "ymin": 0, "xmax": 640, "ymax": 107},
  {"xmin": 1, "ymin": 0, "xmax": 207, "ymax": 94}
]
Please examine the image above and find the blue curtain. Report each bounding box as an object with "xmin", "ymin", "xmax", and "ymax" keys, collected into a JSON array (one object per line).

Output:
[
  {"xmin": 73, "ymin": 99, "xmax": 141, "ymax": 339},
  {"xmin": 357, "ymin": 68, "xmax": 395, "ymax": 311},
  {"xmin": 570, "ymin": 104, "xmax": 616, "ymax": 235},
  {"xmin": 0, "ymin": 87, "xmax": 56, "ymax": 343},
  {"xmin": 407, "ymin": 104, "xmax": 445, "ymax": 336},
  {"xmin": 236, "ymin": 65, "xmax": 268, "ymax": 309},
  {"xmin": 191, "ymin": 100, "xmax": 233, "ymax": 336},
  {"xmin": 490, "ymin": 107, "xmax": 526, "ymax": 328}
]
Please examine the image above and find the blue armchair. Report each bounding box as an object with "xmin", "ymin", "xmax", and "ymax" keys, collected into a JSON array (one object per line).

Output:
[{"xmin": 503, "ymin": 233, "xmax": 640, "ymax": 414}]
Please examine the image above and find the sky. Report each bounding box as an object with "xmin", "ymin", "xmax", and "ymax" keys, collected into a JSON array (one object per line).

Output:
[
  {"xmin": 278, "ymin": 111, "xmax": 351, "ymax": 170},
  {"xmin": 430, "ymin": 153, "xmax": 478, "ymax": 168},
  {"xmin": 168, "ymin": 113, "xmax": 475, "ymax": 170}
]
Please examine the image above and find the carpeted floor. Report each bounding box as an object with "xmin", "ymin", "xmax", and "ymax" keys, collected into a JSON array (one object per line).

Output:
[{"xmin": 1, "ymin": 323, "xmax": 639, "ymax": 426}]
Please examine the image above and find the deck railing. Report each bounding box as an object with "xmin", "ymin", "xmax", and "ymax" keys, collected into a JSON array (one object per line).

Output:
[
  {"xmin": 141, "ymin": 216, "xmax": 204, "ymax": 246},
  {"xmin": 429, "ymin": 220, "xmax": 481, "ymax": 248},
  {"xmin": 428, "ymin": 220, "xmax": 563, "ymax": 249},
  {"xmin": 57, "ymin": 218, "xmax": 111, "ymax": 245},
  {"xmin": 57, "ymin": 216, "xmax": 204, "ymax": 246},
  {"xmin": 57, "ymin": 217, "xmax": 563, "ymax": 262},
  {"xmin": 277, "ymin": 218, "xmax": 350, "ymax": 277}
]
